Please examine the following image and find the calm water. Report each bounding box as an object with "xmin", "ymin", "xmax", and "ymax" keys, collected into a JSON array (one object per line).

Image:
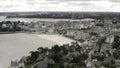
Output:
[
  {"xmin": 0, "ymin": 16, "xmax": 83, "ymax": 23},
  {"xmin": 0, "ymin": 17, "xmax": 70, "ymax": 22}
]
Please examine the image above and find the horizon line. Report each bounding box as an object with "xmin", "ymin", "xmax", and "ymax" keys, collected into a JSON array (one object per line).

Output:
[{"xmin": 0, "ymin": 11, "xmax": 120, "ymax": 13}]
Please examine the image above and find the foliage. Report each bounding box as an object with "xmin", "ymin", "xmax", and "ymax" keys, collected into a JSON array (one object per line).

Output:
[
  {"xmin": 101, "ymin": 61, "xmax": 116, "ymax": 68},
  {"xmin": 23, "ymin": 43, "xmax": 89, "ymax": 68},
  {"xmin": 113, "ymin": 50, "xmax": 120, "ymax": 59},
  {"xmin": 112, "ymin": 35, "xmax": 120, "ymax": 49},
  {"xmin": 91, "ymin": 54, "xmax": 105, "ymax": 61},
  {"xmin": 78, "ymin": 39, "xmax": 85, "ymax": 43},
  {"xmin": 0, "ymin": 21, "xmax": 22, "ymax": 32},
  {"xmin": 52, "ymin": 45, "xmax": 61, "ymax": 53}
]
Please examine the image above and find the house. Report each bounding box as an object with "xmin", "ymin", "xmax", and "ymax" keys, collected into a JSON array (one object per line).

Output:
[
  {"xmin": 36, "ymin": 58, "xmax": 55, "ymax": 68},
  {"xmin": 115, "ymin": 60, "xmax": 120, "ymax": 68},
  {"xmin": 100, "ymin": 66, "xmax": 107, "ymax": 68},
  {"xmin": 86, "ymin": 61, "xmax": 92, "ymax": 68},
  {"xmin": 37, "ymin": 61, "xmax": 47, "ymax": 68},
  {"xmin": 19, "ymin": 57, "xmax": 26, "ymax": 68},
  {"xmin": 73, "ymin": 22, "xmax": 84, "ymax": 29},
  {"xmin": 63, "ymin": 51, "xmax": 80, "ymax": 61},
  {"xmin": 74, "ymin": 32, "xmax": 90, "ymax": 40},
  {"xmin": 73, "ymin": 22, "xmax": 88, "ymax": 30},
  {"xmin": 66, "ymin": 29, "xmax": 78, "ymax": 37},
  {"xmin": 2, "ymin": 23, "xmax": 7, "ymax": 28},
  {"xmin": 10, "ymin": 60, "xmax": 19, "ymax": 68},
  {"xmin": 44, "ymin": 57, "xmax": 55, "ymax": 64},
  {"xmin": 47, "ymin": 28, "xmax": 55, "ymax": 34},
  {"xmin": 73, "ymin": 18, "xmax": 95, "ymax": 30}
]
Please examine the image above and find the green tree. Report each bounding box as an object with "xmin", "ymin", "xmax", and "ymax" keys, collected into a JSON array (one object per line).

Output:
[
  {"xmin": 60, "ymin": 45, "xmax": 68, "ymax": 55},
  {"xmin": 112, "ymin": 35, "xmax": 120, "ymax": 49},
  {"xmin": 101, "ymin": 61, "xmax": 116, "ymax": 68},
  {"xmin": 52, "ymin": 45, "xmax": 61, "ymax": 53},
  {"xmin": 30, "ymin": 51, "xmax": 39, "ymax": 61},
  {"xmin": 52, "ymin": 54, "xmax": 61, "ymax": 63}
]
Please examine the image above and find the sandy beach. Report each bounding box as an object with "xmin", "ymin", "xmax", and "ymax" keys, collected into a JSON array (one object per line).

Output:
[
  {"xmin": 38, "ymin": 34, "xmax": 75, "ymax": 45},
  {"xmin": 0, "ymin": 33, "xmax": 74, "ymax": 68}
]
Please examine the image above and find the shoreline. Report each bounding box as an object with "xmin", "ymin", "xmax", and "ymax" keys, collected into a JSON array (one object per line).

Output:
[
  {"xmin": 37, "ymin": 34, "xmax": 75, "ymax": 45},
  {"xmin": 0, "ymin": 33, "xmax": 75, "ymax": 68}
]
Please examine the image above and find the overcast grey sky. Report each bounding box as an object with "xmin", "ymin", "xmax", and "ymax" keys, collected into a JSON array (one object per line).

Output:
[{"xmin": 0, "ymin": 0, "xmax": 120, "ymax": 12}]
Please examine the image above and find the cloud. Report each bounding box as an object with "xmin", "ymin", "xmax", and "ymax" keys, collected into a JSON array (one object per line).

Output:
[
  {"xmin": 45, "ymin": 0, "xmax": 96, "ymax": 1},
  {"xmin": 109, "ymin": 0, "xmax": 120, "ymax": 2},
  {"xmin": 68, "ymin": 2, "xmax": 95, "ymax": 6},
  {"xmin": 0, "ymin": 0, "xmax": 120, "ymax": 12}
]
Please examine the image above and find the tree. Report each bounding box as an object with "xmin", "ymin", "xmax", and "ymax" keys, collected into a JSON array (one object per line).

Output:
[
  {"xmin": 78, "ymin": 39, "xmax": 85, "ymax": 43},
  {"xmin": 112, "ymin": 35, "xmax": 120, "ymax": 49},
  {"xmin": 78, "ymin": 61, "xmax": 86, "ymax": 67},
  {"xmin": 37, "ymin": 47, "xmax": 48, "ymax": 54},
  {"xmin": 96, "ymin": 23, "xmax": 104, "ymax": 27},
  {"xmin": 91, "ymin": 54, "xmax": 105, "ymax": 61},
  {"xmin": 30, "ymin": 51, "xmax": 39, "ymax": 61},
  {"xmin": 113, "ymin": 50, "xmax": 120, "ymax": 59},
  {"xmin": 80, "ymin": 53, "xmax": 88, "ymax": 61},
  {"xmin": 53, "ymin": 54, "xmax": 61, "ymax": 63},
  {"xmin": 60, "ymin": 45, "xmax": 68, "ymax": 55},
  {"xmin": 71, "ymin": 56, "xmax": 80, "ymax": 63},
  {"xmin": 64, "ymin": 63, "xmax": 71, "ymax": 68},
  {"xmin": 96, "ymin": 37, "xmax": 106, "ymax": 52},
  {"xmin": 52, "ymin": 45, "xmax": 61, "ymax": 53},
  {"xmin": 37, "ymin": 47, "xmax": 44, "ymax": 53},
  {"xmin": 24, "ymin": 56, "xmax": 33, "ymax": 66},
  {"xmin": 101, "ymin": 61, "xmax": 116, "ymax": 68}
]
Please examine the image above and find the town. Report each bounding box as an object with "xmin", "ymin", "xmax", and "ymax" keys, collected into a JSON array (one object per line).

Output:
[{"xmin": 0, "ymin": 12, "xmax": 118, "ymax": 68}]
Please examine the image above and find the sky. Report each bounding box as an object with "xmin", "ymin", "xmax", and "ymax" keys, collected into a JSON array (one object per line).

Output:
[{"xmin": 0, "ymin": 0, "xmax": 120, "ymax": 12}]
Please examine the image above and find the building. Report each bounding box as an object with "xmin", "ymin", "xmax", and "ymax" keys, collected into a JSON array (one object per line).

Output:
[{"xmin": 115, "ymin": 60, "xmax": 120, "ymax": 68}]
